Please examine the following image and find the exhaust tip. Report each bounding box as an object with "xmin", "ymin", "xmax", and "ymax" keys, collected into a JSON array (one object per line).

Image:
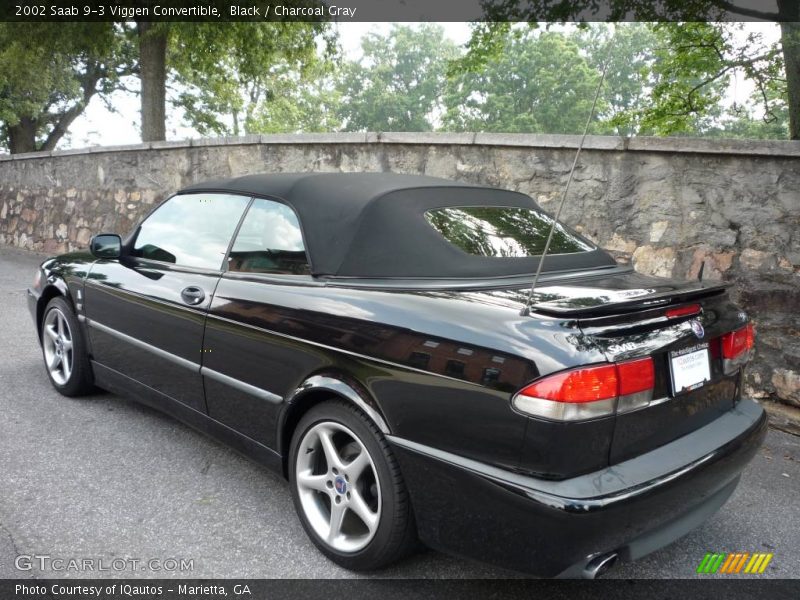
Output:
[{"xmin": 583, "ymin": 552, "xmax": 619, "ymax": 579}]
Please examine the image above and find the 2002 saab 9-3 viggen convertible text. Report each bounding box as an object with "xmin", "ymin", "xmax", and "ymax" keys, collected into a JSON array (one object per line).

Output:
[{"xmin": 28, "ymin": 173, "xmax": 765, "ymax": 578}]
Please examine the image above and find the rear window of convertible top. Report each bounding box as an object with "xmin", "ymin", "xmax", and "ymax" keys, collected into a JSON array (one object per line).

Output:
[{"xmin": 424, "ymin": 206, "xmax": 594, "ymax": 258}]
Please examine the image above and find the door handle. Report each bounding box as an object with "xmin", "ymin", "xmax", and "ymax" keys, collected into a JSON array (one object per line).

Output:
[{"xmin": 180, "ymin": 286, "xmax": 206, "ymax": 306}]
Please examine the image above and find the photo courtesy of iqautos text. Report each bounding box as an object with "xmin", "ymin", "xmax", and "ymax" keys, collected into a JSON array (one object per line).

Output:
[{"xmin": 0, "ymin": 0, "xmax": 798, "ymax": 598}]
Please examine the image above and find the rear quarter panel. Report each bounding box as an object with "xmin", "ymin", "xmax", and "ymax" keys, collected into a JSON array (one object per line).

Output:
[{"xmin": 204, "ymin": 276, "xmax": 603, "ymax": 471}]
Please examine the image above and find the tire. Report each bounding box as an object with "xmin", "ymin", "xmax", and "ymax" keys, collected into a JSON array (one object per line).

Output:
[
  {"xmin": 40, "ymin": 296, "xmax": 94, "ymax": 397},
  {"xmin": 289, "ymin": 400, "xmax": 417, "ymax": 570}
]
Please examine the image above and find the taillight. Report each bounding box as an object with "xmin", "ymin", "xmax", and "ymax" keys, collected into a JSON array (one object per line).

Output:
[
  {"xmin": 665, "ymin": 303, "xmax": 701, "ymax": 319},
  {"xmin": 513, "ymin": 357, "xmax": 654, "ymax": 421},
  {"xmin": 617, "ymin": 358, "xmax": 655, "ymax": 395},
  {"xmin": 521, "ymin": 364, "xmax": 618, "ymax": 403},
  {"xmin": 721, "ymin": 323, "xmax": 754, "ymax": 374},
  {"xmin": 721, "ymin": 323, "xmax": 754, "ymax": 359}
]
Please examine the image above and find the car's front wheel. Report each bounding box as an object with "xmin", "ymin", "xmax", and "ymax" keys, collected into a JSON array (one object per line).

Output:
[
  {"xmin": 289, "ymin": 401, "xmax": 417, "ymax": 570},
  {"xmin": 40, "ymin": 296, "xmax": 94, "ymax": 396}
]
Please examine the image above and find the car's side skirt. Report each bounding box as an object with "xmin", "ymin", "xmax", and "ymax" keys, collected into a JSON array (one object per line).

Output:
[{"xmin": 92, "ymin": 361, "xmax": 284, "ymax": 476}]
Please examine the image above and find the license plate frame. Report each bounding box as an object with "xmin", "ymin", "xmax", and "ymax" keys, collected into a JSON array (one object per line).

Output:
[{"xmin": 669, "ymin": 343, "xmax": 712, "ymax": 396}]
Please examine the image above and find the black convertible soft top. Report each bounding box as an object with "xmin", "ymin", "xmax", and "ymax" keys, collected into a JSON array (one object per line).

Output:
[{"xmin": 180, "ymin": 172, "xmax": 615, "ymax": 279}]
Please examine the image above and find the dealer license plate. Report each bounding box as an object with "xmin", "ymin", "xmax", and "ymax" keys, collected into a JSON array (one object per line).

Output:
[{"xmin": 669, "ymin": 344, "xmax": 711, "ymax": 395}]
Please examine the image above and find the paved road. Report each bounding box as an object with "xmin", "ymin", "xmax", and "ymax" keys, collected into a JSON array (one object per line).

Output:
[{"xmin": 0, "ymin": 246, "xmax": 798, "ymax": 580}]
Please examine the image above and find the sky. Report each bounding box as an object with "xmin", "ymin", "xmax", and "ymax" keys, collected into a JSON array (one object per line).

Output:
[{"xmin": 63, "ymin": 21, "xmax": 781, "ymax": 150}]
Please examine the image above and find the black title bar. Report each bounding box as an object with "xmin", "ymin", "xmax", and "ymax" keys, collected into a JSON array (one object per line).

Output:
[
  {"xmin": 4, "ymin": 579, "xmax": 800, "ymax": 600},
  {"xmin": 1, "ymin": 0, "xmax": 793, "ymax": 22}
]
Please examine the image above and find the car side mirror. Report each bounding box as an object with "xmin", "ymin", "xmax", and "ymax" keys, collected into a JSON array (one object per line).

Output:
[{"xmin": 90, "ymin": 234, "xmax": 122, "ymax": 259}]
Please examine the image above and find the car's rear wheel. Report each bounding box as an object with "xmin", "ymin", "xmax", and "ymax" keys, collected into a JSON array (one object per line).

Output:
[
  {"xmin": 40, "ymin": 296, "xmax": 94, "ymax": 396},
  {"xmin": 289, "ymin": 401, "xmax": 417, "ymax": 570}
]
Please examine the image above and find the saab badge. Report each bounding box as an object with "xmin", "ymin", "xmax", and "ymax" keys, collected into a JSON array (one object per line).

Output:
[{"xmin": 690, "ymin": 320, "xmax": 705, "ymax": 339}]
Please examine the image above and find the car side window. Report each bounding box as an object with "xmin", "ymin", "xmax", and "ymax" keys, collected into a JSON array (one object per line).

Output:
[
  {"xmin": 132, "ymin": 193, "xmax": 250, "ymax": 270},
  {"xmin": 228, "ymin": 199, "xmax": 310, "ymax": 275}
]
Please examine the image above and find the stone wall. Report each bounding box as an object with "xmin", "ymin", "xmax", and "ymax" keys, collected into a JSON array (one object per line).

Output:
[{"xmin": 1, "ymin": 133, "xmax": 798, "ymax": 409}]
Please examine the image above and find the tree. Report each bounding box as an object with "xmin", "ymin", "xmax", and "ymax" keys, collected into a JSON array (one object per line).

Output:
[
  {"xmin": 708, "ymin": 82, "xmax": 790, "ymax": 139},
  {"xmin": 442, "ymin": 29, "xmax": 606, "ymax": 133},
  {"xmin": 0, "ymin": 20, "xmax": 335, "ymax": 149},
  {"xmin": 170, "ymin": 22, "xmax": 336, "ymax": 136},
  {"xmin": 478, "ymin": 0, "xmax": 800, "ymax": 139},
  {"xmin": 640, "ymin": 22, "xmax": 782, "ymax": 136},
  {"xmin": 783, "ymin": 18, "xmax": 800, "ymax": 138},
  {"xmin": 131, "ymin": 21, "xmax": 333, "ymax": 140},
  {"xmin": 243, "ymin": 65, "xmax": 343, "ymax": 134},
  {"xmin": 337, "ymin": 24, "xmax": 459, "ymax": 131},
  {"xmin": 0, "ymin": 23, "xmax": 133, "ymax": 153},
  {"xmin": 569, "ymin": 24, "xmax": 654, "ymax": 135},
  {"xmin": 571, "ymin": 22, "xmax": 770, "ymax": 137},
  {"xmin": 136, "ymin": 21, "xmax": 168, "ymax": 142}
]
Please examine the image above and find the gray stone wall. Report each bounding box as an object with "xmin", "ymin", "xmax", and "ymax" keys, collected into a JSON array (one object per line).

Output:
[{"xmin": 1, "ymin": 133, "xmax": 798, "ymax": 409}]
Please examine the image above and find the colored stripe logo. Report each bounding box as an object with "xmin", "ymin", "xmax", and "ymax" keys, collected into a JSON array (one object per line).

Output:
[{"xmin": 696, "ymin": 552, "xmax": 773, "ymax": 574}]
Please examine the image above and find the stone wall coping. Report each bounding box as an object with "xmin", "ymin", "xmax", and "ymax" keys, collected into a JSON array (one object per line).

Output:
[{"xmin": 1, "ymin": 132, "xmax": 798, "ymax": 161}]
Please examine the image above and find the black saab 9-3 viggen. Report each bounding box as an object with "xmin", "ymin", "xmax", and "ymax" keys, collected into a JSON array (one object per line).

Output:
[{"xmin": 29, "ymin": 172, "xmax": 764, "ymax": 577}]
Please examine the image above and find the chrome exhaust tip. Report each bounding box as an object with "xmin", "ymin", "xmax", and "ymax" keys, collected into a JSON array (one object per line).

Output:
[{"xmin": 583, "ymin": 552, "xmax": 619, "ymax": 579}]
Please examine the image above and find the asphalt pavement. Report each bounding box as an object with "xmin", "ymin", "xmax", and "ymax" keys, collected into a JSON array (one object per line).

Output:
[{"xmin": 0, "ymin": 246, "xmax": 798, "ymax": 580}]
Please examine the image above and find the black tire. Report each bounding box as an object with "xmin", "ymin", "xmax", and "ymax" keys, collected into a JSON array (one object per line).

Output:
[
  {"xmin": 40, "ymin": 296, "xmax": 94, "ymax": 397},
  {"xmin": 289, "ymin": 400, "xmax": 417, "ymax": 570}
]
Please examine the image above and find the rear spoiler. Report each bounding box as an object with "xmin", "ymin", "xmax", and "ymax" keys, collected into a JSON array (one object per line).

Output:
[{"xmin": 531, "ymin": 281, "xmax": 731, "ymax": 318}]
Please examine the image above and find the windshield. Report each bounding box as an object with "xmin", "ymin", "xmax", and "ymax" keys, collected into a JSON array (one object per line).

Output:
[{"xmin": 425, "ymin": 206, "xmax": 594, "ymax": 258}]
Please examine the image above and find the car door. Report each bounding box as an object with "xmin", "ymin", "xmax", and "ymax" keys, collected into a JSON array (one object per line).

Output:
[
  {"xmin": 202, "ymin": 197, "xmax": 321, "ymax": 448},
  {"xmin": 83, "ymin": 192, "xmax": 251, "ymax": 413}
]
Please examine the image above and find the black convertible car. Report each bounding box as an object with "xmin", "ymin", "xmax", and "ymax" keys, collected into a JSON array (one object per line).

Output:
[{"xmin": 28, "ymin": 172, "xmax": 765, "ymax": 577}]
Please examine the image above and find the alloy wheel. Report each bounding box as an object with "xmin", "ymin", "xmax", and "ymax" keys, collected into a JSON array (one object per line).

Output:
[
  {"xmin": 42, "ymin": 308, "xmax": 74, "ymax": 386},
  {"xmin": 294, "ymin": 421, "xmax": 382, "ymax": 553}
]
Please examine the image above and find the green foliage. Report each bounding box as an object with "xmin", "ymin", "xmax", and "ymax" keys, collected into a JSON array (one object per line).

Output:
[
  {"xmin": 571, "ymin": 23, "xmax": 657, "ymax": 135},
  {"xmin": 169, "ymin": 22, "xmax": 336, "ymax": 136},
  {"xmin": 474, "ymin": 1, "xmax": 795, "ymax": 138},
  {"xmin": 634, "ymin": 22, "xmax": 782, "ymax": 136},
  {"xmin": 707, "ymin": 82, "xmax": 789, "ymax": 140},
  {"xmin": 3, "ymin": 14, "xmax": 793, "ymax": 149},
  {"xmin": 442, "ymin": 29, "xmax": 606, "ymax": 134},
  {"xmin": 0, "ymin": 23, "xmax": 132, "ymax": 152},
  {"xmin": 479, "ymin": 0, "xmax": 736, "ymax": 23},
  {"xmin": 245, "ymin": 63, "xmax": 343, "ymax": 133},
  {"xmin": 336, "ymin": 24, "xmax": 459, "ymax": 131},
  {"xmin": 634, "ymin": 23, "xmax": 729, "ymax": 135},
  {"xmin": 456, "ymin": 20, "xmax": 787, "ymax": 138},
  {"xmin": 449, "ymin": 22, "xmax": 514, "ymax": 76}
]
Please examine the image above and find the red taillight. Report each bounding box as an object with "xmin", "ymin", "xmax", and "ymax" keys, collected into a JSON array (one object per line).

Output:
[
  {"xmin": 519, "ymin": 364, "xmax": 618, "ymax": 403},
  {"xmin": 745, "ymin": 323, "xmax": 755, "ymax": 350},
  {"xmin": 617, "ymin": 358, "xmax": 655, "ymax": 395},
  {"xmin": 514, "ymin": 358, "xmax": 655, "ymax": 421},
  {"xmin": 665, "ymin": 303, "xmax": 701, "ymax": 319},
  {"xmin": 721, "ymin": 323, "xmax": 754, "ymax": 359},
  {"xmin": 720, "ymin": 323, "xmax": 754, "ymax": 375}
]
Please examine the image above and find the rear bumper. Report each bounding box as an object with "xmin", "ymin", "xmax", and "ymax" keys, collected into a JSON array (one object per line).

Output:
[{"xmin": 388, "ymin": 398, "xmax": 767, "ymax": 577}]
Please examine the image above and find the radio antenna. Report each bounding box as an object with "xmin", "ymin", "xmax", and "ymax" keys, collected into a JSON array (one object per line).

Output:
[{"xmin": 520, "ymin": 57, "xmax": 610, "ymax": 317}]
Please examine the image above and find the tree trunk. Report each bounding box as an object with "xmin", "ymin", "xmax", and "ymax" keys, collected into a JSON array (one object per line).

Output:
[
  {"xmin": 137, "ymin": 21, "xmax": 168, "ymax": 142},
  {"xmin": 7, "ymin": 117, "xmax": 38, "ymax": 154},
  {"xmin": 780, "ymin": 22, "xmax": 800, "ymax": 140},
  {"xmin": 776, "ymin": 0, "xmax": 799, "ymax": 140},
  {"xmin": 41, "ymin": 104, "xmax": 89, "ymax": 152}
]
